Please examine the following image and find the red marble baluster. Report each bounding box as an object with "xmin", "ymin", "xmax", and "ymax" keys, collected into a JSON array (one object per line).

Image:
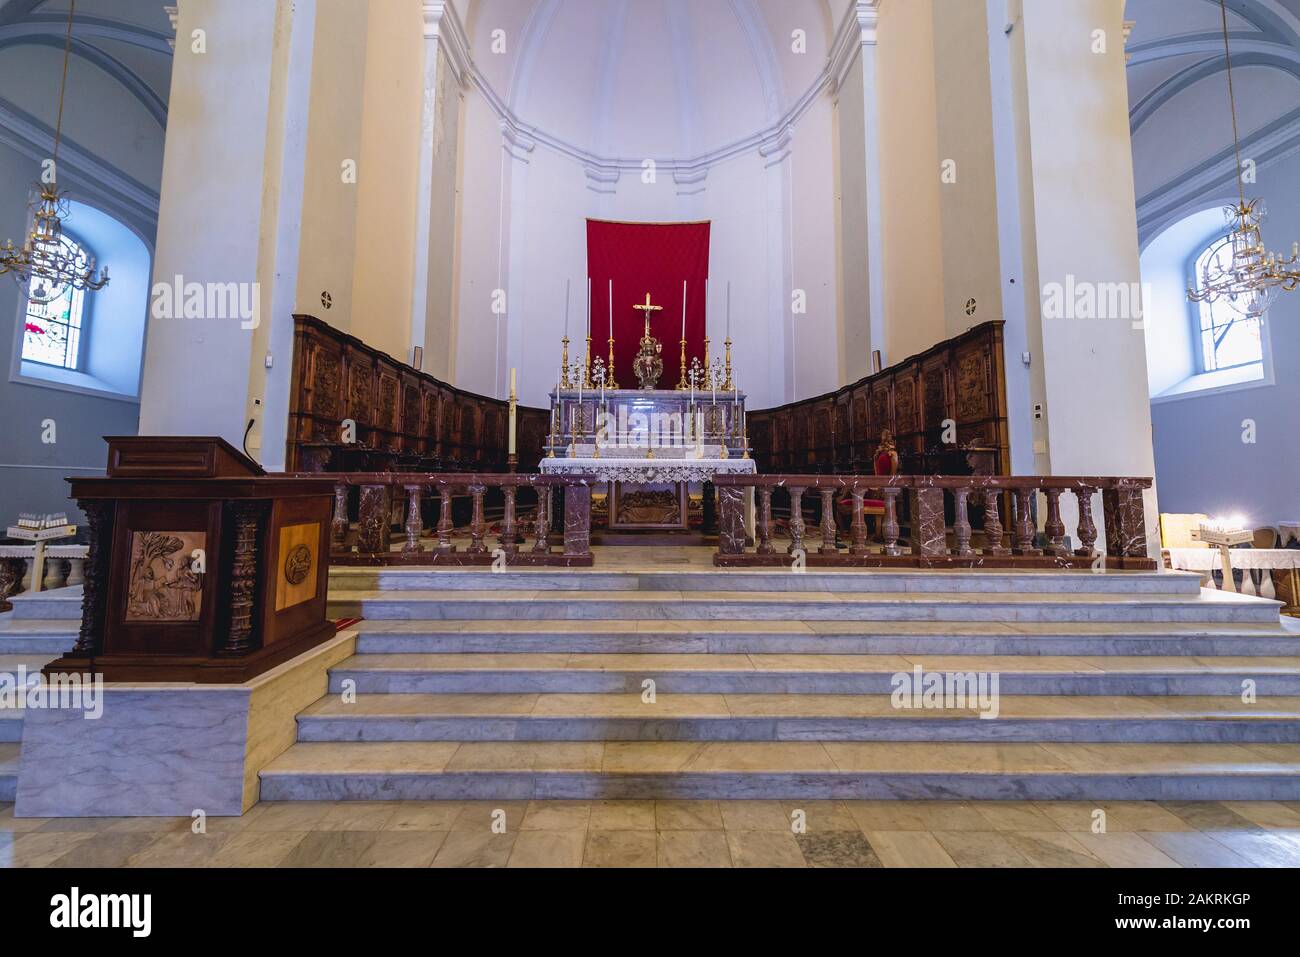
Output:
[
  {"xmin": 952, "ymin": 486, "xmax": 973, "ymax": 557},
  {"xmin": 982, "ymin": 490, "xmax": 1008, "ymax": 555},
  {"xmin": 468, "ymin": 484, "xmax": 487, "ymax": 554},
  {"xmin": 881, "ymin": 487, "xmax": 902, "ymax": 557},
  {"xmin": 437, "ymin": 486, "xmax": 455, "ymax": 554},
  {"xmin": 1012, "ymin": 487, "xmax": 1041, "ymax": 556},
  {"xmin": 819, "ymin": 488, "xmax": 837, "ymax": 555},
  {"xmin": 850, "ymin": 490, "xmax": 868, "ymax": 556},
  {"xmin": 1043, "ymin": 487, "xmax": 1067, "ymax": 556},
  {"xmin": 757, "ymin": 487, "xmax": 775, "ymax": 555},
  {"xmin": 533, "ymin": 487, "xmax": 550, "ymax": 554},
  {"xmin": 1074, "ymin": 485, "xmax": 1099, "ymax": 557},
  {"xmin": 501, "ymin": 485, "xmax": 519, "ymax": 553},
  {"xmin": 402, "ymin": 485, "xmax": 424, "ymax": 554},
  {"xmin": 787, "ymin": 487, "xmax": 806, "ymax": 556}
]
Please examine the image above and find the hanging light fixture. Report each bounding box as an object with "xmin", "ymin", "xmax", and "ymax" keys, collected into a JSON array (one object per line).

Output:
[
  {"xmin": 0, "ymin": 0, "xmax": 108, "ymax": 305},
  {"xmin": 1187, "ymin": 0, "xmax": 1299, "ymax": 318}
]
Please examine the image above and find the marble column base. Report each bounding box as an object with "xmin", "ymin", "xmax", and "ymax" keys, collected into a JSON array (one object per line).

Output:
[{"xmin": 13, "ymin": 632, "xmax": 355, "ymax": 817}]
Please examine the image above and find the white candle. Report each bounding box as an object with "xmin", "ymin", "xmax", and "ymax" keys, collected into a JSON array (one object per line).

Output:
[
  {"xmin": 726, "ymin": 280, "xmax": 731, "ymax": 339},
  {"xmin": 681, "ymin": 280, "xmax": 687, "ymax": 340},
  {"xmin": 564, "ymin": 280, "xmax": 571, "ymax": 337},
  {"xmin": 608, "ymin": 279, "xmax": 614, "ymax": 339},
  {"xmin": 586, "ymin": 277, "xmax": 591, "ymax": 338}
]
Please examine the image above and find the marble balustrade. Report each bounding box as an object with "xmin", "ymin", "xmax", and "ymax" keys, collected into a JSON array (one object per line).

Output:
[
  {"xmin": 0, "ymin": 544, "xmax": 88, "ymax": 611},
  {"xmin": 713, "ymin": 474, "xmax": 1155, "ymax": 570},
  {"xmin": 314, "ymin": 472, "xmax": 597, "ymax": 567}
]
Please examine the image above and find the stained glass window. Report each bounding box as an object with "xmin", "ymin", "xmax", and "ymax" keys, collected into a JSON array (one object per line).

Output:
[
  {"xmin": 1192, "ymin": 237, "xmax": 1263, "ymax": 373},
  {"xmin": 20, "ymin": 234, "xmax": 89, "ymax": 371}
]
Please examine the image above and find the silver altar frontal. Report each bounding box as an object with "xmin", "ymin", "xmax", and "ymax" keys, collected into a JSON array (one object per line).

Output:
[{"xmin": 542, "ymin": 388, "xmax": 754, "ymax": 534}]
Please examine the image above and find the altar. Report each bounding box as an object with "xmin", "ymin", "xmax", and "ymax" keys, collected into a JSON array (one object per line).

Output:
[
  {"xmin": 536, "ymin": 279, "xmax": 756, "ymax": 536},
  {"xmin": 541, "ymin": 388, "xmax": 754, "ymax": 534}
]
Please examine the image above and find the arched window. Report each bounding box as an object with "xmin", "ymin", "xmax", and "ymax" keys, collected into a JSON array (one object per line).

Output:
[
  {"xmin": 1191, "ymin": 237, "xmax": 1263, "ymax": 373},
  {"xmin": 20, "ymin": 233, "xmax": 91, "ymax": 371}
]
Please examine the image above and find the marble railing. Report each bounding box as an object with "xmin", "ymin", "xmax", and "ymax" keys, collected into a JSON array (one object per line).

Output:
[
  {"xmin": 712, "ymin": 474, "xmax": 1155, "ymax": 570},
  {"xmin": 0, "ymin": 544, "xmax": 88, "ymax": 611},
  {"xmin": 317, "ymin": 472, "xmax": 596, "ymax": 567}
]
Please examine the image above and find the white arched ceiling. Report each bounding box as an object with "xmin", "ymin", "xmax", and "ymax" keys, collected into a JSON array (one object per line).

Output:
[
  {"xmin": 463, "ymin": 0, "xmax": 834, "ymax": 162},
  {"xmin": 1125, "ymin": 0, "xmax": 1300, "ymax": 236},
  {"xmin": 0, "ymin": 0, "xmax": 173, "ymax": 127}
]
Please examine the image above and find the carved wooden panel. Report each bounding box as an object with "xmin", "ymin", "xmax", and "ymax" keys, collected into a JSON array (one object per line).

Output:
[
  {"xmin": 286, "ymin": 315, "xmax": 546, "ymax": 471},
  {"xmin": 921, "ymin": 356, "xmax": 948, "ymax": 431},
  {"xmin": 954, "ymin": 343, "xmax": 990, "ymax": 422},
  {"xmin": 375, "ymin": 362, "xmax": 400, "ymax": 434},
  {"xmin": 748, "ymin": 321, "xmax": 1008, "ymax": 477}
]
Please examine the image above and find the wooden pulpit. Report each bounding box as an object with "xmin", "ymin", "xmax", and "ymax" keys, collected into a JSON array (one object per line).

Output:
[{"xmin": 44, "ymin": 437, "xmax": 337, "ymax": 682}]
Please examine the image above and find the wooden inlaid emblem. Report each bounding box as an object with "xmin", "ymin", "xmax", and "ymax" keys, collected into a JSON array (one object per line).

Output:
[{"xmin": 275, "ymin": 522, "xmax": 320, "ymax": 611}]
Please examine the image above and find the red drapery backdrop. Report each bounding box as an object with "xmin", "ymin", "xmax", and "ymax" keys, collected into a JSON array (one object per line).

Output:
[{"xmin": 586, "ymin": 219, "xmax": 711, "ymax": 389}]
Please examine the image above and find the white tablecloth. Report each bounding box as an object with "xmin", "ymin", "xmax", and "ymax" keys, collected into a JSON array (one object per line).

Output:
[{"xmin": 540, "ymin": 456, "xmax": 756, "ymax": 485}]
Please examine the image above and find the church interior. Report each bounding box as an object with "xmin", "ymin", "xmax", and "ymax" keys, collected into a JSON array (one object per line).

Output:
[{"xmin": 1, "ymin": 0, "xmax": 1300, "ymax": 881}]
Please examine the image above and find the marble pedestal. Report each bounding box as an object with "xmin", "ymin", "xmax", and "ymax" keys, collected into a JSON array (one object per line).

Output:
[{"xmin": 14, "ymin": 631, "xmax": 355, "ymax": 817}]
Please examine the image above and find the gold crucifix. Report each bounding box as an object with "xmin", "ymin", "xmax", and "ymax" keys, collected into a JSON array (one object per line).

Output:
[{"xmin": 633, "ymin": 293, "xmax": 664, "ymax": 337}]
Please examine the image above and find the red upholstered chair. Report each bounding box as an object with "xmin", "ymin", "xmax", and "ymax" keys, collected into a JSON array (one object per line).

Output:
[{"xmin": 838, "ymin": 431, "xmax": 898, "ymax": 534}]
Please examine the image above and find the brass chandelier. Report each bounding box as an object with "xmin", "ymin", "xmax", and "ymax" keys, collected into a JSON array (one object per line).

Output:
[
  {"xmin": 0, "ymin": 0, "xmax": 108, "ymax": 305},
  {"xmin": 1187, "ymin": 0, "xmax": 1298, "ymax": 318}
]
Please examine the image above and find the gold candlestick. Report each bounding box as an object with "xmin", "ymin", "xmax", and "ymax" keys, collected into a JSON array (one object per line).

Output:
[
  {"xmin": 583, "ymin": 335, "xmax": 594, "ymax": 389},
  {"xmin": 742, "ymin": 426, "xmax": 750, "ymax": 459},
  {"xmin": 606, "ymin": 336, "xmax": 620, "ymax": 390},
  {"xmin": 703, "ymin": 336, "xmax": 711, "ymax": 376},
  {"xmin": 723, "ymin": 337, "xmax": 734, "ymax": 391},
  {"xmin": 677, "ymin": 338, "xmax": 688, "ymax": 390},
  {"xmin": 560, "ymin": 336, "xmax": 571, "ymax": 387}
]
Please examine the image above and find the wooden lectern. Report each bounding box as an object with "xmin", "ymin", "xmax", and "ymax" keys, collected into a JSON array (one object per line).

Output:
[{"xmin": 44, "ymin": 437, "xmax": 337, "ymax": 682}]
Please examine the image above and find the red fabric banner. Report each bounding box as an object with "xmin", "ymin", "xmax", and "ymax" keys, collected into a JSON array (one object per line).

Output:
[{"xmin": 586, "ymin": 219, "xmax": 711, "ymax": 390}]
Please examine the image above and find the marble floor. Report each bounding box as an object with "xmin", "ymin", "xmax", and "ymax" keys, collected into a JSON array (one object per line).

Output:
[{"xmin": 5, "ymin": 799, "xmax": 1300, "ymax": 868}]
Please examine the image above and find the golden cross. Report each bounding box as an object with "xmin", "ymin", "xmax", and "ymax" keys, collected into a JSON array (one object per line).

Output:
[{"xmin": 632, "ymin": 293, "xmax": 664, "ymax": 337}]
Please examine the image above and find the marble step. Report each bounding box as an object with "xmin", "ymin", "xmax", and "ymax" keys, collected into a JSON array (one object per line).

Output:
[
  {"xmin": 0, "ymin": 742, "xmax": 17, "ymax": 801},
  {"xmin": 353, "ymin": 618, "xmax": 1300, "ymax": 657},
  {"xmin": 327, "ymin": 653, "xmax": 1300, "ymax": 695},
  {"xmin": 257, "ymin": 740, "xmax": 1300, "ymax": 801},
  {"xmin": 0, "ymin": 619, "xmax": 78, "ymax": 654},
  {"xmin": 0, "ymin": 709, "xmax": 21, "ymax": 743},
  {"xmin": 295, "ymin": 693, "xmax": 1300, "ymax": 744},
  {"xmin": 4, "ymin": 585, "xmax": 82, "ymax": 621},
  {"xmin": 0, "ymin": 655, "xmax": 52, "ymax": 686},
  {"xmin": 330, "ymin": 567, "xmax": 1205, "ymax": 596},
  {"xmin": 329, "ymin": 589, "xmax": 1280, "ymax": 625}
]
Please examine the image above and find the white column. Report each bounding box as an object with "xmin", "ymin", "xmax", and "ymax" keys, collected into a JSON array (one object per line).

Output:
[
  {"xmin": 830, "ymin": 1, "xmax": 886, "ymax": 381},
  {"xmin": 994, "ymin": 0, "xmax": 1158, "ymax": 549},
  {"xmin": 139, "ymin": 0, "xmax": 291, "ymax": 448},
  {"xmin": 411, "ymin": 1, "xmax": 469, "ymax": 380}
]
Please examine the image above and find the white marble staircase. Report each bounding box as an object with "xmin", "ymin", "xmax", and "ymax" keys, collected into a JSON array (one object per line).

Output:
[
  {"xmin": 258, "ymin": 567, "xmax": 1300, "ymax": 801},
  {"xmin": 0, "ymin": 585, "xmax": 81, "ymax": 801}
]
